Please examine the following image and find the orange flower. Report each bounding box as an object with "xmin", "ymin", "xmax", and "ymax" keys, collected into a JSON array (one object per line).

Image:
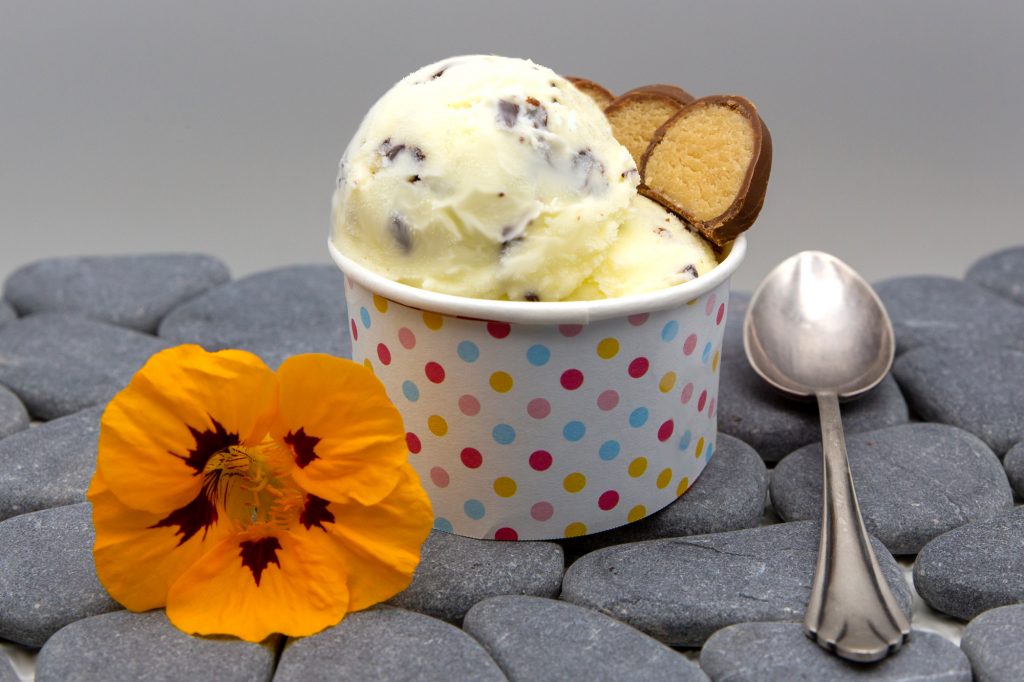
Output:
[{"xmin": 87, "ymin": 345, "xmax": 432, "ymax": 642}]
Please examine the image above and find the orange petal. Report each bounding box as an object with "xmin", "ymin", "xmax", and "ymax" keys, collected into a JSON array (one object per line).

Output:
[
  {"xmin": 270, "ymin": 354, "xmax": 408, "ymax": 505},
  {"xmin": 165, "ymin": 526, "xmax": 350, "ymax": 642},
  {"xmin": 88, "ymin": 472, "xmax": 231, "ymax": 611},
  {"xmin": 97, "ymin": 345, "xmax": 277, "ymax": 513}
]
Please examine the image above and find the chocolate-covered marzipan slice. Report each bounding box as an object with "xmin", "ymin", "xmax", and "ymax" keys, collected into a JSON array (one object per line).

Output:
[
  {"xmin": 639, "ymin": 95, "xmax": 771, "ymax": 246},
  {"xmin": 604, "ymin": 84, "xmax": 695, "ymax": 165},
  {"xmin": 565, "ymin": 76, "xmax": 616, "ymax": 110}
]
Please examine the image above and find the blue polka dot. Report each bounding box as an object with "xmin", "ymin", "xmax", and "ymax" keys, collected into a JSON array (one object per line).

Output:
[
  {"xmin": 464, "ymin": 500, "xmax": 486, "ymax": 520},
  {"xmin": 359, "ymin": 306, "xmax": 371, "ymax": 329},
  {"xmin": 402, "ymin": 380, "xmax": 420, "ymax": 402},
  {"xmin": 433, "ymin": 517, "xmax": 454, "ymax": 533},
  {"xmin": 492, "ymin": 424, "xmax": 516, "ymax": 445},
  {"xmin": 457, "ymin": 340, "xmax": 480, "ymax": 363},
  {"xmin": 702, "ymin": 341, "xmax": 713, "ymax": 363},
  {"xmin": 705, "ymin": 441, "xmax": 714, "ymax": 460},
  {"xmin": 678, "ymin": 430, "xmax": 692, "ymax": 451},
  {"xmin": 526, "ymin": 344, "xmax": 551, "ymax": 366},
  {"xmin": 661, "ymin": 320, "xmax": 679, "ymax": 342},
  {"xmin": 599, "ymin": 440, "xmax": 621, "ymax": 461},
  {"xmin": 563, "ymin": 420, "xmax": 586, "ymax": 442},
  {"xmin": 629, "ymin": 407, "xmax": 649, "ymax": 428}
]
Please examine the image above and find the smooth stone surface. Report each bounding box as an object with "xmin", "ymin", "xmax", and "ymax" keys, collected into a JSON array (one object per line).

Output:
[
  {"xmin": 1004, "ymin": 442, "xmax": 1024, "ymax": 498},
  {"xmin": 388, "ymin": 530, "xmax": 564, "ymax": 624},
  {"xmin": 0, "ymin": 314, "xmax": 169, "ymax": 420},
  {"xmin": 894, "ymin": 344, "xmax": 1024, "ymax": 456},
  {"xmin": 463, "ymin": 595, "xmax": 708, "ymax": 682},
  {"xmin": 874, "ymin": 276, "xmax": 1024, "ymax": 354},
  {"xmin": 561, "ymin": 434, "xmax": 767, "ymax": 555},
  {"xmin": 0, "ymin": 406, "xmax": 103, "ymax": 522},
  {"xmin": 158, "ymin": 265, "xmax": 350, "ymax": 367},
  {"xmin": 0, "ymin": 659, "xmax": 17, "ymax": 682},
  {"xmin": 0, "ymin": 301, "xmax": 14, "ymax": 327},
  {"xmin": 561, "ymin": 521, "xmax": 911, "ymax": 647},
  {"xmin": 718, "ymin": 292, "xmax": 909, "ymax": 462},
  {"xmin": 273, "ymin": 606, "xmax": 505, "ymax": 682},
  {"xmin": 966, "ymin": 245, "xmax": 1024, "ymax": 306},
  {"xmin": 960, "ymin": 604, "xmax": 1024, "ymax": 682},
  {"xmin": 700, "ymin": 622, "xmax": 971, "ymax": 682},
  {"xmin": 36, "ymin": 610, "xmax": 277, "ymax": 682},
  {"xmin": 771, "ymin": 423, "xmax": 1013, "ymax": 554},
  {"xmin": 914, "ymin": 506, "xmax": 1024, "ymax": 621},
  {"xmin": 0, "ymin": 503, "xmax": 120, "ymax": 647},
  {"xmin": 3, "ymin": 254, "xmax": 230, "ymax": 333},
  {"xmin": 0, "ymin": 384, "xmax": 29, "ymax": 440}
]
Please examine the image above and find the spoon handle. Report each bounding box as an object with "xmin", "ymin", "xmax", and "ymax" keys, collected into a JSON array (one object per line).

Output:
[{"xmin": 805, "ymin": 391, "xmax": 910, "ymax": 662}]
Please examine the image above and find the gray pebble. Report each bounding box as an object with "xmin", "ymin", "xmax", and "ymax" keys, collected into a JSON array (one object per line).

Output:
[
  {"xmin": 0, "ymin": 659, "xmax": 16, "ymax": 682},
  {"xmin": 3, "ymin": 254, "xmax": 230, "ymax": 333},
  {"xmin": 0, "ymin": 384, "xmax": 29, "ymax": 440},
  {"xmin": 273, "ymin": 606, "xmax": 505, "ymax": 682},
  {"xmin": 0, "ymin": 314, "xmax": 169, "ymax": 420},
  {"xmin": 0, "ymin": 503, "xmax": 120, "ymax": 647},
  {"xmin": 960, "ymin": 604, "xmax": 1024, "ymax": 682},
  {"xmin": 560, "ymin": 521, "xmax": 910, "ymax": 647},
  {"xmin": 894, "ymin": 344, "xmax": 1024, "ymax": 456},
  {"xmin": 0, "ymin": 406, "xmax": 103, "ymax": 522},
  {"xmin": 914, "ymin": 506, "xmax": 1024, "ymax": 620},
  {"xmin": 874, "ymin": 276, "xmax": 1024, "ymax": 354},
  {"xmin": 770, "ymin": 423, "xmax": 1013, "ymax": 554},
  {"xmin": 561, "ymin": 434, "xmax": 767, "ymax": 555},
  {"xmin": 966, "ymin": 245, "xmax": 1024, "ymax": 306},
  {"xmin": 1004, "ymin": 442, "xmax": 1024, "ymax": 498},
  {"xmin": 158, "ymin": 265, "xmax": 350, "ymax": 368},
  {"xmin": 700, "ymin": 622, "xmax": 971, "ymax": 681},
  {"xmin": 463, "ymin": 595, "xmax": 708, "ymax": 682},
  {"xmin": 36, "ymin": 610, "xmax": 277, "ymax": 682},
  {"xmin": 388, "ymin": 530, "xmax": 563, "ymax": 624},
  {"xmin": 0, "ymin": 300, "xmax": 15, "ymax": 327}
]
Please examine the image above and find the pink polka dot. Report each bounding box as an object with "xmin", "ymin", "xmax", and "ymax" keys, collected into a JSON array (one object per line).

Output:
[
  {"xmin": 494, "ymin": 527, "xmax": 519, "ymax": 541},
  {"xmin": 459, "ymin": 394, "xmax": 481, "ymax": 416},
  {"xmin": 597, "ymin": 390, "xmax": 620, "ymax": 411},
  {"xmin": 628, "ymin": 313, "xmax": 649, "ymax": 326},
  {"xmin": 376, "ymin": 343, "xmax": 391, "ymax": 365},
  {"xmin": 430, "ymin": 466, "xmax": 449, "ymax": 487},
  {"xmin": 425, "ymin": 361, "xmax": 445, "ymax": 383},
  {"xmin": 461, "ymin": 447, "xmax": 483, "ymax": 469},
  {"xmin": 406, "ymin": 432, "xmax": 421, "ymax": 454},
  {"xmin": 487, "ymin": 321, "xmax": 511, "ymax": 339},
  {"xmin": 658, "ymin": 420, "xmax": 674, "ymax": 442},
  {"xmin": 527, "ymin": 398, "xmax": 551, "ymax": 419},
  {"xmin": 705, "ymin": 293, "xmax": 717, "ymax": 315},
  {"xmin": 598, "ymin": 490, "xmax": 620, "ymax": 510},
  {"xmin": 683, "ymin": 334, "xmax": 698, "ymax": 355},
  {"xmin": 560, "ymin": 369, "xmax": 584, "ymax": 390},
  {"xmin": 529, "ymin": 450, "xmax": 553, "ymax": 471},
  {"xmin": 709, "ymin": 397, "xmax": 717, "ymax": 418},
  {"xmin": 698, "ymin": 389, "xmax": 708, "ymax": 412},
  {"xmin": 531, "ymin": 501, "xmax": 554, "ymax": 521},
  {"xmin": 559, "ymin": 324, "xmax": 583, "ymax": 337},
  {"xmin": 716, "ymin": 303, "xmax": 726, "ymax": 325},
  {"xmin": 350, "ymin": 319, "xmax": 358, "ymax": 342},
  {"xmin": 681, "ymin": 383, "xmax": 694, "ymax": 404},
  {"xmin": 398, "ymin": 327, "xmax": 416, "ymax": 349},
  {"xmin": 628, "ymin": 357, "xmax": 650, "ymax": 378}
]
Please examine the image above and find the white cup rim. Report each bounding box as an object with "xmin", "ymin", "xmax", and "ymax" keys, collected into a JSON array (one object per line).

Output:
[{"xmin": 329, "ymin": 234, "xmax": 746, "ymax": 325}]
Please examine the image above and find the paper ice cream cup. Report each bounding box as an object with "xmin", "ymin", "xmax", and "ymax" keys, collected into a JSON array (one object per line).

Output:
[{"xmin": 329, "ymin": 236, "xmax": 746, "ymax": 541}]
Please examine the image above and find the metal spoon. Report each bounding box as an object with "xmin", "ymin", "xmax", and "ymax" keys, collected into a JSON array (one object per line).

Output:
[{"xmin": 743, "ymin": 251, "xmax": 910, "ymax": 662}]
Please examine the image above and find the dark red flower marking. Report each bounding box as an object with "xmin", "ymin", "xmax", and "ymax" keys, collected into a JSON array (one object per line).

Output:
[
  {"xmin": 284, "ymin": 427, "xmax": 321, "ymax": 468},
  {"xmin": 239, "ymin": 537, "xmax": 282, "ymax": 586},
  {"xmin": 173, "ymin": 417, "xmax": 239, "ymax": 475},
  {"xmin": 299, "ymin": 495, "xmax": 335, "ymax": 532},
  {"xmin": 151, "ymin": 470, "xmax": 221, "ymax": 545}
]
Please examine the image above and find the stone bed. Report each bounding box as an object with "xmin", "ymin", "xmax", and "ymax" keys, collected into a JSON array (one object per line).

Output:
[{"xmin": 0, "ymin": 248, "xmax": 1022, "ymax": 681}]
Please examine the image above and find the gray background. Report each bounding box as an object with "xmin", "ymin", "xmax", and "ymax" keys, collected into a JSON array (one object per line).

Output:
[{"xmin": 1, "ymin": 0, "xmax": 1021, "ymax": 291}]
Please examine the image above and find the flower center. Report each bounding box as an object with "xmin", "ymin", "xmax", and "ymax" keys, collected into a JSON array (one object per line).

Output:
[{"xmin": 203, "ymin": 444, "xmax": 302, "ymax": 530}]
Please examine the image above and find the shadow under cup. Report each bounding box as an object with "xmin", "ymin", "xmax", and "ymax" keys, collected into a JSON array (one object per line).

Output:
[{"xmin": 329, "ymin": 236, "xmax": 746, "ymax": 541}]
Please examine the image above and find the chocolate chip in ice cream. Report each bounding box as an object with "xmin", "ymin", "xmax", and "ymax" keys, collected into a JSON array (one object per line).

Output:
[
  {"xmin": 378, "ymin": 138, "xmax": 426, "ymax": 165},
  {"xmin": 572, "ymin": 148, "xmax": 607, "ymax": 193},
  {"xmin": 498, "ymin": 100, "xmax": 520, "ymax": 128},
  {"xmin": 390, "ymin": 214, "xmax": 413, "ymax": 253},
  {"xmin": 680, "ymin": 264, "xmax": 698, "ymax": 280}
]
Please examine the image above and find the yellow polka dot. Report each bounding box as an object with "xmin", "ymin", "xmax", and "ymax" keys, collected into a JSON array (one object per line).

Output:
[
  {"xmin": 687, "ymin": 298, "xmax": 698, "ymax": 306},
  {"xmin": 373, "ymin": 294, "xmax": 389, "ymax": 313},
  {"xmin": 628, "ymin": 457, "xmax": 648, "ymax": 478},
  {"xmin": 422, "ymin": 311, "xmax": 444, "ymax": 330},
  {"xmin": 564, "ymin": 522, "xmax": 587, "ymax": 538},
  {"xmin": 362, "ymin": 358, "xmax": 374, "ymax": 373},
  {"xmin": 563, "ymin": 472, "xmax": 587, "ymax": 493},
  {"xmin": 493, "ymin": 476, "xmax": 517, "ymax": 497},
  {"xmin": 490, "ymin": 371, "xmax": 514, "ymax": 393},
  {"xmin": 695, "ymin": 437, "xmax": 705, "ymax": 458},
  {"xmin": 659, "ymin": 372, "xmax": 677, "ymax": 393},
  {"xmin": 428, "ymin": 415, "xmax": 448, "ymax": 437},
  {"xmin": 656, "ymin": 468, "xmax": 673, "ymax": 489},
  {"xmin": 677, "ymin": 476, "xmax": 690, "ymax": 496},
  {"xmin": 628, "ymin": 505, "xmax": 647, "ymax": 523},
  {"xmin": 596, "ymin": 337, "xmax": 619, "ymax": 359},
  {"xmin": 712, "ymin": 350, "xmax": 720, "ymax": 372}
]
